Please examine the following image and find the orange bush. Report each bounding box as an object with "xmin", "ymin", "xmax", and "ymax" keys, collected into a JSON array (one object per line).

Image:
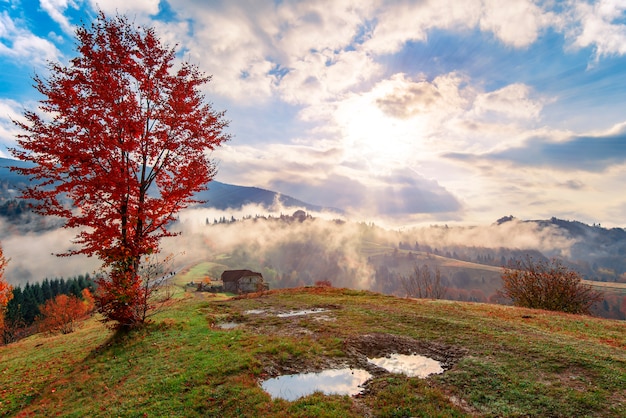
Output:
[
  {"xmin": 499, "ymin": 256, "xmax": 602, "ymax": 315},
  {"xmin": 0, "ymin": 244, "xmax": 12, "ymax": 335},
  {"xmin": 37, "ymin": 293, "xmax": 92, "ymax": 334},
  {"xmin": 81, "ymin": 288, "xmax": 95, "ymax": 314}
]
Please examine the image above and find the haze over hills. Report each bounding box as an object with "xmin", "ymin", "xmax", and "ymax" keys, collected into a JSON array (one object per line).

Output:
[
  {"xmin": 1, "ymin": 156, "xmax": 625, "ymax": 320},
  {"xmin": 2, "ymin": 155, "xmax": 626, "ymax": 281},
  {"xmin": 0, "ymin": 157, "xmax": 337, "ymax": 215}
]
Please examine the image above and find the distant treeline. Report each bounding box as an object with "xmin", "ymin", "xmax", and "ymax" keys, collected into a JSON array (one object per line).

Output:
[{"xmin": 2, "ymin": 274, "xmax": 95, "ymax": 343}]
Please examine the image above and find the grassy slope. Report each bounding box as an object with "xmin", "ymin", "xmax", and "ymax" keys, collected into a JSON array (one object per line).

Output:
[{"xmin": 1, "ymin": 287, "xmax": 625, "ymax": 417}]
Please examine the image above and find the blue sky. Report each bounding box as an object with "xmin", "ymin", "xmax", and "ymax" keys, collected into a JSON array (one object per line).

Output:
[{"xmin": 2, "ymin": 0, "xmax": 626, "ymax": 227}]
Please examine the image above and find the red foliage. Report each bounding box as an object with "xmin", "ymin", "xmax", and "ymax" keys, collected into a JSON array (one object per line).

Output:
[
  {"xmin": 11, "ymin": 13, "xmax": 229, "ymax": 327},
  {"xmin": 38, "ymin": 293, "xmax": 92, "ymax": 334},
  {"xmin": 95, "ymin": 270, "xmax": 148, "ymax": 327}
]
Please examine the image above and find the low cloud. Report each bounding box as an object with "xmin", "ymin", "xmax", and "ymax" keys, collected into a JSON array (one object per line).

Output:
[
  {"xmin": 398, "ymin": 217, "xmax": 578, "ymax": 258},
  {"xmin": 1, "ymin": 207, "xmax": 582, "ymax": 289},
  {"xmin": 1, "ymin": 223, "xmax": 101, "ymax": 286}
]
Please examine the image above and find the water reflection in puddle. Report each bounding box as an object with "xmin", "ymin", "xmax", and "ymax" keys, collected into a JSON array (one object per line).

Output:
[
  {"xmin": 368, "ymin": 354, "xmax": 444, "ymax": 378},
  {"xmin": 261, "ymin": 368, "xmax": 371, "ymax": 401},
  {"xmin": 244, "ymin": 309, "xmax": 265, "ymax": 315},
  {"xmin": 277, "ymin": 308, "xmax": 327, "ymax": 317},
  {"xmin": 217, "ymin": 322, "xmax": 240, "ymax": 329}
]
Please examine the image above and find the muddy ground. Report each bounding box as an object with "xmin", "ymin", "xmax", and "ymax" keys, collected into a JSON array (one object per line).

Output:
[{"xmin": 214, "ymin": 303, "xmax": 468, "ymax": 380}]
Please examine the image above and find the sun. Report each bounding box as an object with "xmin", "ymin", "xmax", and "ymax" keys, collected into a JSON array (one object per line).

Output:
[{"xmin": 335, "ymin": 94, "xmax": 427, "ymax": 171}]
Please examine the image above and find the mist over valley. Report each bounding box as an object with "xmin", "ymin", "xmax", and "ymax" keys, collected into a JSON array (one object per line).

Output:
[{"xmin": 1, "ymin": 158, "xmax": 625, "ymax": 319}]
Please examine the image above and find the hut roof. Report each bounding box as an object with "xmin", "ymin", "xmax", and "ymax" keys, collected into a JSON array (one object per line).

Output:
[{"xmin": 221, "ymin": 269, "xmax": 263, "ymax": 283}]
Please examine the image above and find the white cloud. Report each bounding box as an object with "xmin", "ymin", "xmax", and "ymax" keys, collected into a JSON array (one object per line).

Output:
[
  {"xmin": 129, "ymin": 0, "xmax": 561, "ymax": 107},
  {"xmin": 479, "ymin": 0, "xmax": 550, "ymax": 47},
  {"xmin": 0, "ymin": 11, "xmax": 61, "ymax": 65},
  {"xmin": 472, "ymin": 83, "xmax": 543, "ymax": 120},
  {"xmin": 0, "ymin": 99, "xmax": 24, "ymax": 157},
  {"xmin": 278, "ymin": 49, "xmax": 382, "ymax": 105},
  {"xmin": 87, "ymin": 0, "xmax": 160, "ymax": 16},
  {"xmin": 39, "ymin": 0, "xmax": 76, "ymax": 35},
  {"xmin": 160, "ymin": 0, "xmax": 381, "ymax": 103},
  {"xmin": 164, "ymin": 1, "xmax": 276, "ymax": 102},
  {"xmin": 363, "ymin": 0, "xmax": 480, "ymax": 54},
  {"xmin": 331, "ymin": 72, "xmax": 548, "ymax": 165},
  {"xmin": 363, "ymin": 0, "xmax": 551, "ymax": 54},
  {"xmin": 568, "ymin": 0, "xmax": 626, "ymax": 58}
]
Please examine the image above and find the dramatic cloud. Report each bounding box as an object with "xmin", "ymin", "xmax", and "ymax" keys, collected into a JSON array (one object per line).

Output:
[
  {"xmin": 269, "ymin": 170, "xmax": 460, "ymax": 217},
  {"xmin": 447, "ymin": 128, "xmax": 626, "ymax": 172},
  {"xmin": 2, "ymin": 1, "xmax": 626, "ymax": 227}
]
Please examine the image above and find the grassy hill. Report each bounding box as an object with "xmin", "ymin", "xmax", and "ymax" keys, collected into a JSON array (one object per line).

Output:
[{"xmin": 1, "ymin": 285, "xmax": 625, "ymax": 417}]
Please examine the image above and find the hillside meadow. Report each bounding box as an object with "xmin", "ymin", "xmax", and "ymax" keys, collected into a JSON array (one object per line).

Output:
[{"xmin": 1, "ymin": 286, "xmax": 625, "ymax": 417}]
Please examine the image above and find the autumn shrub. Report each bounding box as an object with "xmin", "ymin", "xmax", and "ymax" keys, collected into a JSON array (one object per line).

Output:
[
  {"xmin": 0, "ymin": 244, "xmax": 12, "ymax": 344},
  {"xmin": 498, "ymin": 256, "xmax": 602, "ymax": 315},
  {"xmin": 37, "ymin": 290, "xmax": 94, "ymax": 334},
  {"xmin": 314, "ymin": 280, "xmax": 333, "ymax": 287}
]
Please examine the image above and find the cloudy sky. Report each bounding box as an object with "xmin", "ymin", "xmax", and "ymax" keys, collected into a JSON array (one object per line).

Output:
[{"xmin": 1, "ymin": 0, "xmax": 626, "ymax": 227}]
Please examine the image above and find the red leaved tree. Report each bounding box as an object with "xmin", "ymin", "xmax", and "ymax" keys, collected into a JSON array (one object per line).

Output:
[
  {"xmin": 0, "ymin": 244, "xmax": 12, "ymax": 339},
  {"xmin": 11, "ymin": 12, "xmax": 230, "ymax": 328}
]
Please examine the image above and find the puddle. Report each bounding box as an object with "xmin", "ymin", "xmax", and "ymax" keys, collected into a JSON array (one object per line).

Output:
[
  {"xmin": 217, "ymin": 322, "xmax": 241, "ymax": 329},
  {"xmin": 261, "ymin": 368, "xmax": 372, "ymax": 401},
  {"xmin": 276, "ymin": 308, "xmax": 327, "ymax": 317},
  {"xmin": 243, "ymin": 308, "xmax": 329, "ymax": 318},
  {"xmin": 244, "ymin": 309, "xmax": 265, "ymax": 315},
  {"xmin": 368, "ymin": 353, "xmax": 444, "ymax": 378}
]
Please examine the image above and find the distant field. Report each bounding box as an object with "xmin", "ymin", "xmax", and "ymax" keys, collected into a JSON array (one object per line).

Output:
[{"xmin": 585, "ymin": 280, "xmax": 626, "ymax": 294}]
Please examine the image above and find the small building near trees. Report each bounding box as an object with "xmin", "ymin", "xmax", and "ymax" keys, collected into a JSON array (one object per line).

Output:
[{"xmin": 221, "ymin": 270, "xmax": 268, "ymax": 293}]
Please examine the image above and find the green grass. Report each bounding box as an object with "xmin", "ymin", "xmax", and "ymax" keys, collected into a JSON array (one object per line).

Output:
[
  {"xmin": 1, "ymin": 287, "xmax": 625, "ymax": 417},
  {"xmin": 176, "ymin": 261, "xmax": 222, "ymax": 283}
]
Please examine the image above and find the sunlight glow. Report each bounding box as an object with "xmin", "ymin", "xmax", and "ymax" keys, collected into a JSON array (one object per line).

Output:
[{"xmin": 336, "ymin": 95, "xmax": 423, "ymax": 171}]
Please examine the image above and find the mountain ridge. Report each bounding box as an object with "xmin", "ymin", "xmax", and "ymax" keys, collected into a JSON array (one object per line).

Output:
[{"xmin": 0, "ymin": 157, "xmax": 339, "ymax": 214}]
